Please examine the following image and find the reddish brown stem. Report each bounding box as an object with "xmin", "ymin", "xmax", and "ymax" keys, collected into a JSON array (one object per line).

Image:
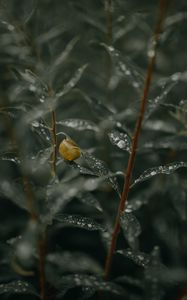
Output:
[{"xmin": 103, "ymin": 0, "xmax": 170, "ymax": 281}]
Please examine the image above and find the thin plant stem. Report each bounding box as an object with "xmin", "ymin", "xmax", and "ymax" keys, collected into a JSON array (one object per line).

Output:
[
  {"xmin": 38, "ymin": 231, "xmax": 47, "ymax": 300},
  {"xmin": 51, "ymin": 110, "xmax": 57, "ymax": 176},
  {"xmin": 104, "ymin": 0, "xmax": 113, "ymax": 94},
  {"xmin": 49, "ymin": 87, "xmax": 57, "ymax": 177},
  {"xmin": 105, "ymin": 0, "xmax": 113, "ymax": 45},
  {"xmin": 1, "ymin": 96, "xmax": 47, "ymax": 300},
  {"xmin": 0, "ymin": 97, "xmax": 38, "ymax": 221},
  {"xmin": 22, "ymin": 175, "xmax": 38, "ymax": 221},
  {"xmin": 103, "ymin": 0, "xmax": 170, "ymax": 281}
]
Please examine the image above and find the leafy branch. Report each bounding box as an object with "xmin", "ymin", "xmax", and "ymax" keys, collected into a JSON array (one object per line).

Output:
[{"xmin": 103, "ymin": 0, "xmax": 170, "ymax": 281}]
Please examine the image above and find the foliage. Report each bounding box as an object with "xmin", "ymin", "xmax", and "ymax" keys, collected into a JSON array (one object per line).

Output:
[{"xmin": 0, "ymin": 1, "xmax": 187, "ymax": 300}]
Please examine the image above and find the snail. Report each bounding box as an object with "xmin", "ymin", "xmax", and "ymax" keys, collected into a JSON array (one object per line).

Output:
[{"xmin": 59, "ymin": 138, "xmax": 81, "ymax": 161}]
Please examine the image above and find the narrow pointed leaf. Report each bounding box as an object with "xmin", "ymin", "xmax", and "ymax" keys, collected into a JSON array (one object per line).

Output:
[
  {"xmin": 77, "ymin": 192, "xmax": 103, "ymax": 212},
  {"xmin": 101, "ymin": 44, "xmax": 144, "ymax": 92},
  {"xmin": 57, "ymin": 119, "xmax": 99, "ymax": 132},
  {"xmin": 56, "ymin": 64, "xmax": 88, "ymax": 98},
  {"xmin": 117, "ymin": 249, "xmax": 150, "ymax": 267},
  {"xmin": 0, "ymin": 280, "xmax": 38, "ymax": 296},
  {"xmin": 53, "ymin": 36, "xmax": 79, "ymax": 68},
  {"xmin": 56, "ymin": 274, "xmax": 126, "ymax": 297},
  {"xmin": 131, "ymin": 162, "xmax": 187, "ymax": 188},
  {"xmin": 145, "ymin": 79, "xmax": 177, "ymax": 119},
  {"xmin": 55, "ymin": 214, "xmax": 105, "ymax": 231}
]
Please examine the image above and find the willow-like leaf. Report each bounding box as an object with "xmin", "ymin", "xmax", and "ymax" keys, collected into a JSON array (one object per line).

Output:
[
  {"xmin": 56, "ymin": 274, "xmax": 126, "ymax": 297},
  {"xmin": 117, "ymin": 249, "xmax": 150, "ymax": 268},
  {"xmin": 77, "ymin": 192, "xmax": 103, "ymax": 212},
  {"xmin": 56, "ymin": 64, "xmax": 88, "ymax": 98},
  {"xmin": 55, "ymin": 214, "xmax": 105, "ymax": 231},
  {"xmin": 131, "ymin": 162, "xmax": 187, "ymax": 188},
  {"xmin": 0, "ymin": 280, "xmax": 38, "ymax": 296},
  {"xmin": 101, "ymin": 44, "xmax": 144, "ymax": 92},
  {"xmin": 57, "ymin": 118, "xmax": 99, "ymax": 132}
]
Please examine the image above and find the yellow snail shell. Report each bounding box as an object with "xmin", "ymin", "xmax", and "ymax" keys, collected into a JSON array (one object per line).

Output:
[{"xmin": 59, "ymin": 138, "xmax": 81, "ymax": 161}]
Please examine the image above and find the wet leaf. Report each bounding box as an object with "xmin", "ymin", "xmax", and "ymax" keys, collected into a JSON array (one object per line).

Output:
[
  {"xmin": 57, "ymin": 119, "xmax": 99, "ymax": 132},
  {"xmin": 0, "ymin": 156, "xmax": 20, "ymax": 165},
  {"xmin": 31, "ymin": 119, "xmax": 51, "ymax": 145},
  {"xmin": 18, "ymin": 69, "xmax": 48, "ymax": 100},
  {"xmin": 14, "ymin": 220, "xmax": 39, "ymax": 265},
  {"xmin": 44, "ymin": 178, "xmax": 82, "ymax": 225},
  {"xmin": 117, "ymin": 248, "xmax": 150, "ymax": 267},
  {"xmin": 30, "ymin": 147, "xmax": 53, "ymax": 173},
  {"xmin": 47, "ymin": 251, "xmax": 102, "ymax": 274},
  {"xmin": 144, "ymin": 247, "xmax": 166, "ymax": 300},
  {"xmin": 23, "ymin": 95, "xmax": 56, "ymax": 123},
  {"xmin": 36, "ymin": 24, "xmax": 65, "ymax": 45},
  {"xmin": 82, "ymin": 152, "xmax": 120, "ymax": 195},
  {"xmin": 101, "ymin": 44, "xmax": 144, "ymax": 92},
  {"xmin": 56, "ymin": 64, "xmax": 88, "ymax": 98},
  {"xmin": 56, "ymin": 274, "xmax": 126, "ymax": 297},
  {"xmin": 145, "ymin": 80, "xmax": 177, "ymax": 119},
  {"xmin": 77, "ymin": 287, "xmax": 95, "ymax": 300},
  {"xmin": 52, "ymin": 36, "xmax": 79, "ymax": 69},
  {"xmin": 55, "ymin": 214, "xmax": 105, "ymax": 231},
  {"xmin": 144, "ymin": 120, "xmax": 177, "ymax": 134},
  {"xmin": 77, "ymin": 192, "xmax": 103, "ymax": 212},
  {"xmin": 82, "ymin": 153, "xmax": 109, "ymax": 177},
  {"xmin": 64, "ymin": 160, "xmax": 97, "ymax": 176},
  {"xmin": 0, "ymin": 280, "xmax": 38, "ymax": 296},
  {"xmin": 108, "ymin": 129, "xmax": 131, "ymax": 153},
  {"xmin": 100, "ymin": 228, "xmax": 113, "ymax": 249},
  {"xmin": 131, "ymin": 162, "xmax": 187, "ymax": 187},
  {"xmin": 80, "ymin": 92, "xmax": 114, "ymax": 120},
  {"xmin": 142, "ymin": 136, "xmax": 187, "ymax": 151},
  {"xmin": 120, "ymin": 212, "xmax": 141, "ymax": 249},
  {"xmin": 0, "ymin": 180, "xmax": 27, "ymax": 211}
]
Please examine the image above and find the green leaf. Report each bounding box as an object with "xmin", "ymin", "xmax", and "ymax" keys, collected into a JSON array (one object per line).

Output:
[
  {"xmin": 0, "ymin": 280, "xmax": 38, "ymax": 296},
  {"xmin": 131, "ymin": 161, "xmax": 187, "ymax": 188},
  {"xmin": 55, "ymin": 214, "xmax": 105, "ymax": 231},
  {"xmin": 56, "ymin": 64, "xmax": 88, "ymax": 98},
  {"xmin": 108, "ymin": 129, "xmax": 131, "ymax": 153},
  {"xmin": 120, "ymin": 212, "xmax": 141, "ymax": 249},
  {"xmin": 56, "ymin": 274, "xmax": 126, "ymax": 297},
  {"xmin": 117, "ymin": 248, "xmax": 150, "ymax": 267},
  {"xmin": 57, "ymin": 118, "xmax": 99, "ymax": 132}
]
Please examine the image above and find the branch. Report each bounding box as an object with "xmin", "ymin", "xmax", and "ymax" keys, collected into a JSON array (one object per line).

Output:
[
  {"xmin": 105, "ymin": 0, "xmax": 113, "ymax": 45},
  {"xmin": 51, "ymin": 110, "xmax": 57, "ymax": 176},
  {"xmin": 103, "ymin": 0, "xmax": 170, "ymax": 281},
  {"xmin": 49, "ymin": 87, "xmax": 57, "ymax": 177}
]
